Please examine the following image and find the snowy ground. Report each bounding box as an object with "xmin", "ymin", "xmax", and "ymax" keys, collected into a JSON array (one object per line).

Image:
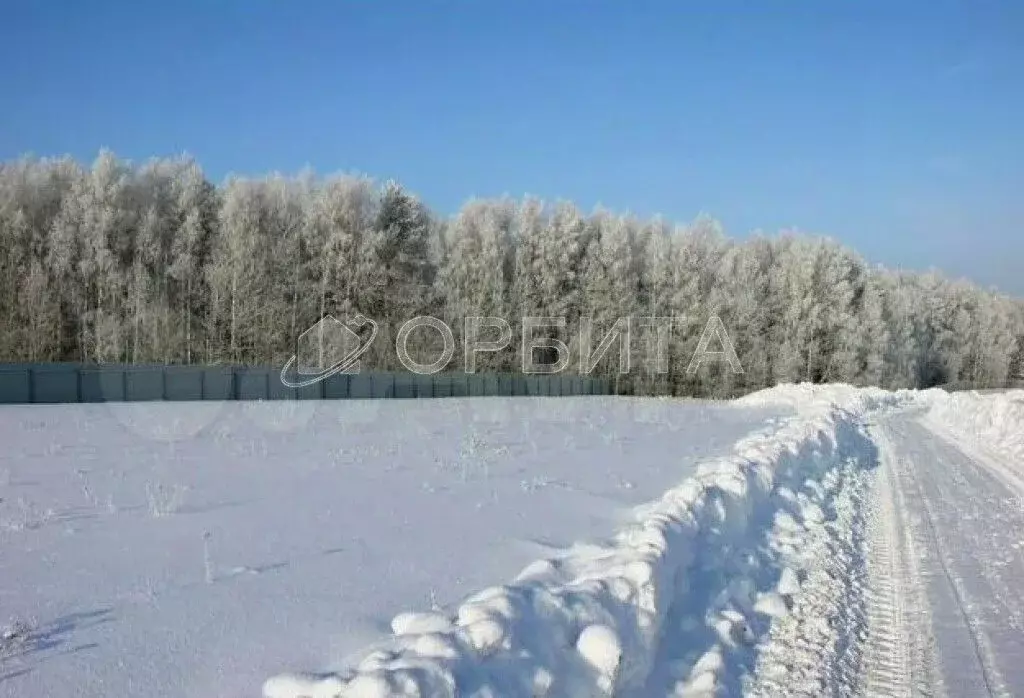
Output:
[
  {"xmin": 2, "ymin": 387, "xmax": 1024, "ymax": 697},
  {"xmin": 864, "ymin": 390, "xmax": 1024, "ymax": 697},
  {"xmin": 0, "ymin": 396, "xmax": 786, "ymax": 698}
]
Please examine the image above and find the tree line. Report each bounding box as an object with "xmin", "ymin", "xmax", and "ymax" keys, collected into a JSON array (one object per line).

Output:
[{"xmin": 1, "ymin": 151, "xmax": 1021, "ymax": 396}]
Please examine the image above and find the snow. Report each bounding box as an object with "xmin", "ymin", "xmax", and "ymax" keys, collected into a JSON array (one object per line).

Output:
[
  {"xmin": 868, "ymin": 408, "xmax": 1024, "ymax": 695},
  {"xmin": 0, "ymin": 396, "xmax": 782, "ymax": 698},
  {"xmin": 924, "ymin": 388, "xmax": 1024, "ymax": 464},
  {"xmin": 4, "ymin": 385, "xmax": 1024, "ymax": 697}
]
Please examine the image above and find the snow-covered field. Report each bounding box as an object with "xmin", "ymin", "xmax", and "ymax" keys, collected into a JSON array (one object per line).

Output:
[
  {"xmin": 0, "ymin": 396, "xmax": 786, "ymax": 697},
  {"xmin": 2, "ymin": 387, "xmax": 1023, "ymax": 697}
]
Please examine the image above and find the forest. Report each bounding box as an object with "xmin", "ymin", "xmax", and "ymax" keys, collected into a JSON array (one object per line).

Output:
[{"xmin": 1, "ymin": 150, "xmax": 1021, "ymax": 397}]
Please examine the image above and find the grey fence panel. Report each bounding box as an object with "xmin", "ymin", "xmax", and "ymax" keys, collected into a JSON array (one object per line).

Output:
[
  {"xmin": 269, "ymin": 367, "xmax": 315, "ymax": 400},
  {"xmin": 162, "ymin": 366, "xmax": 203, "ymax": 401},
  {"xmin": 482, "ymin": 374, "xmax": 499, "ymax": 396},
  {"xmin": 126, "ymin": 367, "xmax": 165, "ymax": 401},
  {"xmin": 237, "ymin": 369, "xmax": 270, "ymax": 400},
  {"xmin": 321, "ymin": 374, "xmax": 348, "ymax": 399},
  {"xmin": 0, "ymin": 367, "xmax": 30, "ymax": 404},
  {"xmin": 348, "ymin": 374, "xmax": 373, "ymax": 399},
  {"xmin": 32, "ymin": 366, "xmax": 79, "ymax": 403},
  {"xmin": 433, "ymin": 375, "xmax": 452, "ymax": 397},
  {"xmin": 202, "ymin": 367, "xmax": 234, "ymax": 400},
  {"xmin": 393, "ymin": 374, "xmax": 416, "ymax": 398},
  {"xmin": 496, "ymin": 374, "xmax": 511, "ymax": 396},
  {"xmin": 295, "ymin": 382, "xmax": 324, "ymax": 400},
  {"xmin": 414, "ymin": 374, "xmax": 433, "ymax": 398},
  {"xmin": 371, "ymin": 372, "xmax": 395, "ymax": 398},
  {"xmin": 79, "ymin": 366, "xmax": 125, "ymax": 403},
  {"xmin": 268, "ymin": 377, "xmax": 297, "ymax": 400},
  {"xmin": 512, "ymin": 375, "xmax": 526, "ymax": 396}
]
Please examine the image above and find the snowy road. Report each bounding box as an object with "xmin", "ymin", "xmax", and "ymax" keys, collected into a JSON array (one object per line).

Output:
[{"xmin": 867, "ymin": 407, "xmax": 1024, "ymax": 698}]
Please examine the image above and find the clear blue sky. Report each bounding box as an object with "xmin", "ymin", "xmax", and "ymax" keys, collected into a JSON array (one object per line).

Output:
[{"xmin": 2, "ymin": 1, "xmax": 1022, "ymax": 294}]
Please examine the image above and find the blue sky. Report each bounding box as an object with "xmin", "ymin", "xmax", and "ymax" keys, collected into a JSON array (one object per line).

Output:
[{"xmin": 2, "ymin": 1, "xmax": 1022, "ymax": 294}]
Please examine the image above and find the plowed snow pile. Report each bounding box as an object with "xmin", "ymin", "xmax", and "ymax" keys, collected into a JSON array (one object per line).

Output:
[
  {"xmin": 265, "ymin": 385, "xmax": 908, "ymax": 697},
  {"xmin": 924, "ymin": 388, "xmax": 1024, "ymax": 463}
]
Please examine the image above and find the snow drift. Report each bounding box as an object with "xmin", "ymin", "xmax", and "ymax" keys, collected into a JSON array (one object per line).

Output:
[
  {"xmin": 263, "ymin": 386, "xmax": 903, "ymax": 698},
  {"xmin": 924, "ymin": 389, "xmax": 1024, "ymax": 464}
]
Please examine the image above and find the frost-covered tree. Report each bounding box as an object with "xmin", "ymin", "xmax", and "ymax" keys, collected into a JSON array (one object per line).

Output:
[
  {"xmin": 711, "ymin": 238, "xmax": 772, "ymax": 395},
  {"xmin": 639, "ymin": 218, "xmax": 678, "ymax": 395},
  {"xmin": 670, "ymin": 215, "xmax": 728, "ymax": 395},
  {"xmin": 359, "ymin": 180, "xmax": 435, "ymax": 369},
  {"xmin": 580, "ymin": 210, "xmax": 639, "ymax": 383},
  {"xmin": 439, "ymin": 198, "xmax": 515, "ymax": 372},
  {"xmin": 208, "ymin": 177, "xmax": 272, "ymax": 364},
  {"xmin": 168, "ymin": 159, "xmax": 217, "ymax": 364},
  {"xmin": 306, "ymin": 174, "xmax": 376, "ymax": 323}
]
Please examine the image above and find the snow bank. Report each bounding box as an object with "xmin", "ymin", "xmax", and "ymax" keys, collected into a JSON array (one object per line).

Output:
[
  {"xmin": 737, "ymin": 382, "xmax": 907, "ymax": 415},
  {"xmin": 263, "ymin": 386, "xmax": 901, "ymax": 698},
  {"xmin": 924, "ymin": 389, "xmax": 1024, "ymax": 463}
]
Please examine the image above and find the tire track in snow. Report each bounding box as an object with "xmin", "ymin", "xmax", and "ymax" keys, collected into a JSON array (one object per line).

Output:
[
  {"xmin": 885, "ymin": 416, "xmax": 1012, "ymax": 697},
  {"xmin": 882, "ymin": 427, "xmax": 946, "ymax": 698},
  {"xmin": 862, "ymin": 455, "xmax": 912, "ymax": 698},
  {"xmin": 923, "ymin": 425, "xmax": 1024, "ymax": 645}
]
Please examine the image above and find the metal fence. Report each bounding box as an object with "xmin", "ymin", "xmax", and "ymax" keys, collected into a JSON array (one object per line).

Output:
[{"xmin": 0, "ymin": 363, "xmax": 614, "ymax": 404}]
